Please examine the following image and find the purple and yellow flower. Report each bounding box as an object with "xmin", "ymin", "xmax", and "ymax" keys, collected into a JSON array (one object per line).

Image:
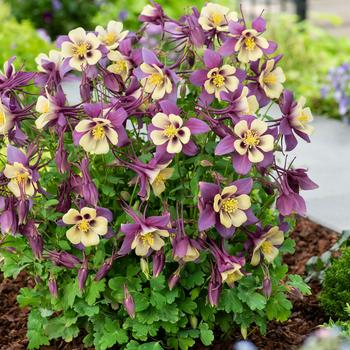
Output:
[
  {"xmin": 0, "ymin": 101, "xmax": 14, "ymax": 135},
  {"xmin": 74, "ymin": 103, "xmax": 128, "ymax": 155},
  {"xmin": 279, "ymin": 90, "xmax": 314, "ymax": 151},
  {"xmin": 3, "ymin": 146, "xmax": 38, "ymax": 198},
  {"xmin": 35, "ymin": 93, "xmax": 60, "ymax": 129},
  {"xmin": 61, "ymin": 27, "xmax": 102, "ymax": 71},
  {"xmin": 209, "ymin": 239, "xmax": 245, "ymax": 287},
  {"xmin": 95, "ymin": 20, "xmax": 128, "ymax": 51},
  {"xmin": 35, "ymin": 50, "xmax": 63, "ymax": 73},
  {"xmin": 215, "ymin": 116, "xmax": 275, "ymax": 174},
  {"xmin": 251, "ymin": 226, "xmax": 284, "ymax": 265},
  {"xmin": 107, "ymin": 50, "xmax": 132, "ymax": 81},
  {"xmin": 136, "ymin": 48, "xmax": 178, "ymax": 100},
  {"xmin": 190, "ymin": 49, "xmax": 239, "ymax": 101},
  {"xmin": 198, "ymin": 3, "xmax": 238, "ymax": 32},
  {"xmin": 119, "ymin": 207, "xmax": 170, "ymax": 257},
  {"xmin": 149, "ymin": 100, "xmax": 209, "ymax": 155},
  {"xmin": 198, "ymin": 178, "xmax": 256, "ymax": 238},
  {"xmin": 220, "ymin": 16, "xmax": 276, "ymax": 62},
  {"xmin": 62, "ymin": 207, "xmax": 108, "ymax": 247},
  {"xmin": 258, "ymin": 59, "xmax": 285, "ymax": 99}
]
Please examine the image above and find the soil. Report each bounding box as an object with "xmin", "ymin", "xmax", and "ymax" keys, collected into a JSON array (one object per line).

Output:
[{"xmin": 0, "ymin": 217, "xmax": 338, "ymax": 350}]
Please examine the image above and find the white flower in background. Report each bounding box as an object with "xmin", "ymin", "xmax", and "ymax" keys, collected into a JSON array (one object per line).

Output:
[
  {"xmin": 95, "ymin": 20, "xmax": 128, "ymax": 51},
  {"xmin": 258, "ymin": 59, "xmax": 286, "ymax": 99},
  {"xmin": 0, "ymin": 101, "xmax": 14, "ymax": 135},
  {"xmin": 61, "ymin": 27, "xmax": 102, "ymax": 71},
  {"xmin": 107, "ymin": 50, "xmax": 132, "ymax": 81},
  {"xmin": 63, "ymin": 207, "xmax": 108, "ymax": 247},
  {"xmin": 35, "ymin": 49, "xmax": 63, "ymax": 73},
  {"xmin": 198, "ymin": 3, "xmax": 238, "ymax": 32},
  {"xmin": 290, "ymin": 96, "xmax": 314, "ymax": 135}
]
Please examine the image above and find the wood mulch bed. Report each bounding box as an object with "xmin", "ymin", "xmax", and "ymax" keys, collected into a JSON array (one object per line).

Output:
[{"xmin": 0, "ymin": 218, "xmax": 338, "ymax": 350}]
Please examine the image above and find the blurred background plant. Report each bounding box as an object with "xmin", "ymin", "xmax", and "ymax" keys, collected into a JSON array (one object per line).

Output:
[
  {"xmin": 266, "ymin": 14, "xmax": 350, "ymax": 120},
  {"xmin": 0, "ymin": 1, "xmax": 53, "ymax": 70},
  {"xmin": 321, "ymin": 63, "xmax": 350, "ymax": 123}
]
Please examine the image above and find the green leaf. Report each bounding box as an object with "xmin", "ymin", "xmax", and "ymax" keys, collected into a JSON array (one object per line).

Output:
[
  {"xmin": 199, "ymin": 323, "xmax": 214, "ymax": 346},
  {"xmin": 27, "ymin": 310, "xmax": 50, "ymax": 349},
  {"xmin": 138, "ymin": 342, "xmax": 163, "ymax": 350},
  {"xmin": 245, "ymin": 292, "xmax": 266, "ymax": 311},
  {"xmin": 73, "ymin": 300, "xmax": 100, "ymax": 317},
  {"xmin": 279, "ymin": 238, "xmax": 295, "ymax": 254},
  {"xmin": 179, "ymin": 299, "xmax": 197, "ymax": 314},
  {"xmin": 17, "ymin": 287, "xmax": 41, "ymax": 308},
  {"xmin": 93, "ymin": 318, "xmax": 128, "ymax": 350},
  {"xmin": 62, "ymin": 281, "xmax": 78, "ymax": 309},
  {"xmin": 86, "ymin": 278, "xmax": 105, "ymax": 306},
  {"xmin": 218, "ymin": 289, "xmax": 243, "ymax": 313},
  {"xmin": 287, "ymin": 275, "xmax": 312, "ymax": 295},
  {"xmin": 150, "ymin": 274, "xmax": 166, "ymax": 291},
  {"xmin": 180, "ymin": 269, "xmax": 204, "ymax": 289},
  {"xmin": 266, "ymin": 292, "xmax": 292, "ymax": 322}
]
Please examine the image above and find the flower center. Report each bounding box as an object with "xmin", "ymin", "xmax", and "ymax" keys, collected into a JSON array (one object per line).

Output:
[
  {"xmin": 221, "ymin": 198, "xmax": 238, "ymax": 213},
  {"xmin": 243, "ymin": 130, "xmax": 260, "ymax": 148},
  {"xmin": 78, "ymin": 219, "xmax": 90, "ymax": 233},
  {"xmin": 244, "ymin": 37, "xmax": 256, "ymax": 51},
  {"xmin": 212, "ymin": 73, "xmax": 225, "ymax": 87},
  {"xmin": 263, "ymin": 73, "xmax": 277, "ymax": 85},
  {"xmin": 149, "ymin": 72, "xmax": 164, "ymax": 86},
  {"xmin": 74, "ymin": 42, "xmax": 89, "ymax": 57},
  {"xmin": 16, "ymin": 172, "xmax": 28, "ymax": 184},
  {"xmin": 297, "ymin": 112, "xmax": 309, "ymax": 125},
  {"xmin": 140, "ymin": 232, "xmax": 154, "ymax": 246},
  {"xmin": 154, "ymin": 173, "xmax": 166, "ymax": 184},
  {"xmin": 163, "ymin": 124, "xmax": 178, "ymax": 138},
  {"xmin": 92, "ymin": 125, "xmax": 105, "ymax": 140},
  {"xmin": 0, "ymin": 111, "xmax": 5, "ymax": 126},
  {"xmin": 211, "ymin": 12, "xmax": 224, "ymax": 27},
  {"xmin": 112, "ymin": 60, "xmax": 127, "ymax": 75},
  {"xmin": 103, "ymin": 32, "xmax": 117, "ymax": 46},
  {"xmin": 261, "ymin": 241, "xmax": 273, "ymax": 255}
]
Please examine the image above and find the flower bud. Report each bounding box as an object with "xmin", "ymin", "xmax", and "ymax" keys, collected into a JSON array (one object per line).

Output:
[
  {"xmin": 208, "ymin": 267, "xmax": 221, "ymax": 307},
  {"xmin": 190, "ymin": 315, "xmax": 198, "ymax": 329},
  {"xmin": 78, "ymin": 257, "xmax": 89, "ymax": 291},
  {"xmin": 47, "ymin": 250, "xmax": 81, "ymax": 269},
  {"xmin": 168, "ymin": 265, "xmax": 182, "ymax": 290},
  {"xmin": 95, "ymin": 255, "xmax": 116, "ymax": 281},
  {"xmin": 140, "ymin": 258, "xmax": 150, "ymax": 280},
  {"xmin": 120, "ymin": 191, "xmax": 130, "ymax": 201},
  {"xmin": 123, "ymin": 284, "xmax": 135, "ymax": 319},
  {"xmin": 48, "ymin": 277, "xmax": 58, "ymax": 298},
  {"xmin": 17, "ymin": 198, "xmax": 29, "ymax": 225},
  {"xmin": 262, "ymin": 276, "xmax": 272, "ymax": 298},
  {"xmin": 152, "ymin": 249, "xmax": 165, "ymax": 278},
  {"xmin": 20, "ymin": 220, "xmax": 43, "ymax": 259},
  {"xmin": 200, "ymin": 159, "xmax": 213, "ymax": 167}
]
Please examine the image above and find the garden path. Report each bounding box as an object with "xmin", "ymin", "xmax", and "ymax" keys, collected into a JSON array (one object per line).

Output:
[{"xmin": 289, "ymin": 116, "xmax": 350, "ymax": 233}]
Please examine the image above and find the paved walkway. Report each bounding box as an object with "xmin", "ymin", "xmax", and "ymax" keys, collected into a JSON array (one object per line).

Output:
[{"xmin": 289, "ymin": 116, "xmax": 350, "ymax": 233}]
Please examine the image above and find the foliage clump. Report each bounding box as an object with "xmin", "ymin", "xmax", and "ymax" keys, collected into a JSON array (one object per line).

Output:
[{"xmin": 320, "ymin": 247, "xmax": 350, "ymax": 320}]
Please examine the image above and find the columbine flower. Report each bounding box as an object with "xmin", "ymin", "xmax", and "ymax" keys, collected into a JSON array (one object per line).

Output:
[
  {"xmin": 251, "ymin": 226, "xmax": 284, "ymax": 265},
  {"xmin": 279, "ymin": 90, "xmax": 314, "ymax": 151},
  {"xmin": 220, "ymin": 16, "xmax": 275, "ymax": 62},
  {"xmin": 258, "ymin": 59, "xmax": 285, "ymax": 99},
  {"xmin": 209, "ymin": 239, "xmax": 245, "ymax": 288},
  {"xmin": 107, "ymin": 50, "xmax": 132, "ymax": 81},
  {"xmin": 215, "ymin": 116, "xmax": 275, "ymax": 174},
  {"xmin": 198, "ymin": 3, "xmax": 238, "ymax": 32},
  {"xmin": 61, "ymin": 27, "xmax": 102, "ymax": 71},
  {"xmin": 62, "ymin": 207, "xmax": 108, "ymax": 247},
  {"xmin": 191, "ymin": 50, "xmax": 239, "ymax": 101},
  {"xmin": 3, "ymin": 145, "xmax": 38, "ymax": 198},
  {"xmin": 235, "ymin": 29, "xmax": 269, "ymax": 63},
  {"xmin": 198, "ymin": 178, "xmax": 256, "ymax": 238},
  {"xmin": 74, "ymin": 103, "xmax": 128, "ymax": 155},
  {"xmin": 275, "ymin": 167, "xmax": 317, "ymax": 216},
  {"xmin": 95, "ymin": 21, "xmax": 128, "ymax": 51},
  {"xmin": 151, "ymin": 167, "xmax": 174, "ymax": 196},
  {"xmin": 139, "ymin": 3, "xmax": 165, "ymax": 24},
  {"xmin": 172, "ymin": 219, "xmax": 202, "ymax": 263},
  {"xmin": 149, "ymin": 100, "xmax": 209, "ymax": 154},
  {"xmin": 123, "ymin": 284, "xmax": 135, "ymax": 318},
  {"xmin": 119, "ymin": 207, "xmax": 170, "ymax": 257},
  {"xmin": 0, "ymin": 100, "xmax": 14, "ymax": 135},
  {"xmin": 137, "ymin": 48, "xmax": 178, "ymax": 100},
  {"xmin": 35, "ymin": 93, "xmax": 59, "ymax": 129},
  {"xmin": 35, "ymin": 49, "xmax": 63, "ymax": 73}
]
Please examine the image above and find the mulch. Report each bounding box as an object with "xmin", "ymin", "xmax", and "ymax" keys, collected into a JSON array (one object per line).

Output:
[{"xmin": 0, "ymin": 217, "xmax": 338, "ymax": 350}]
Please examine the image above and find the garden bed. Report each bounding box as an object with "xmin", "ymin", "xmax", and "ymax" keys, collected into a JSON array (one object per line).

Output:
[{"xmin": 0, "ymin": 218, "xmax": 337, "ymax": 350}]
